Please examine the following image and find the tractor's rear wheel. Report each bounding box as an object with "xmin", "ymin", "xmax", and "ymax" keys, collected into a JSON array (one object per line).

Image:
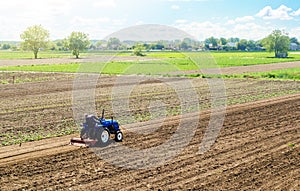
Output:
[
  {"xmin": 115, "ymin": 131, "xmax": 123, "ymax": 142},
  {"xmin": 97, "ymin": 129, "xmax": 110, "ymax": 146}
]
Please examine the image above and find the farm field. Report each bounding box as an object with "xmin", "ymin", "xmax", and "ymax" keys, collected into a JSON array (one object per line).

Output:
[
  {"xmin": 0, "ymin": 50, "xmax": 142, "ymax": 60},
  {"xmin": 1, "ymin": 51, "xmax": 300, "ymax": 72},
  {"xmin": 2, "ymin": 0, "xmax": 300, "ymax": 189},
  {"xmin": 0, "ymin": 50, "xmax": 77, "ymax": 59},
  {"xmin": 0, "ymin": 51, "xmax": 299, "ymax": 190},
  {"xmin": 0, "ymin": 72, "xmax": 299, "ymax": 146},
  {"xmin": 0, "ymin": 93, "xmax": 299, "ymax": 190}
]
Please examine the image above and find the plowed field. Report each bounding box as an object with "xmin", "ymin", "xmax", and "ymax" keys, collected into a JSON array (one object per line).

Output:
[
  {"xmin": 0, "ymin": 71, "xmax": 299, "ymax": 190},
  {"xmin": 0, "ymin": 73, "xmax": 299, "ymax": 145},
  {"xmin": 0, "ymin": 94, "xmax": 299, "ymax": 190}
]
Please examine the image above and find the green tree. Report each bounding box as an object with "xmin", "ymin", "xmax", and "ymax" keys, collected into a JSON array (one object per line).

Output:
[
  {"xmin": 208, "ymin": 37, "xmax": 218, "ymax": 47},
  {"xmin": 49, "ymin": 41, "xmax": 56, "ymax": 51},
  {"xmin": 219, "ymin": 37, "xmax": 227, "ymax": 46},
  {"xmin": 290, "ymin": 37, "xmax": 299, "ymax": 45},
  {"xmin": 228, "ymin": 37, "xmax": 240, "ymax": 43},
  {"xmin": 95, "ymin": 41, "xmax": 103, "ymax": 50},
  {"xmin": 20, "ymin": 25, "xmax": 50, "ymax": 59},
  {"xmin": 262, "ymin": 30, "xmax": 290, "ymax": 58},
  {"xmin": 180, "ymin": 41, "xmax": 189, "ymax": 50},
  {"xmin": 237, "ymin": 39, "xmax": 248, "ymax": 51},
  {"xmin": 1, "ymin": 43, "xmax": 11, "ymax": 50},
  {"xmin": 54, "ymin": 40, "xmax": 67, "ymax": 51},
  {"xmin": 149, "ymin": 43, "xmax": 164, "ymax": 50},
  {"xmin": 133, "ymin": 44, "xmax": 145, "ymax": 56},
  {"xmin": 107, "ymin": 37, "xmax": 121, "ymax": 50},
  {"xmin": 255, "ymin": 40, "xmax": 264, "ymax": 50},
  {"xmin": 182, "ymin": 38, "xmax": 193, "ymax": 47},
  {"xmin": 64, "ymin": 32, "xmax": 90, "ymax": 58},
  {"xmin": 205, "ymin": 37, "xmax": 218, "ymax": 49},
  {"xmin": 247, "ymin": 40, "xmax": 256, "ymax": 51}
]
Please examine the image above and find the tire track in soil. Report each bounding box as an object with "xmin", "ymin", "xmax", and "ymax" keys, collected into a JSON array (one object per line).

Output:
[
  {"xmin": 63, "ymin": 95, "xmax": 300, "ymax": 190},
  {"xmin": 121, "ymin": 113, "xmax": 299, "ymax": 190},
  {"xmin": 0, "ymin": 93, "xmax": 299, "ymax": 190},
  {"xmin": 160, "ymin": 136, "xmax": 299, "ymax": 191},
  {"xmin": 1, "ymin": 78, "xmax": 296, "ymax": 134}
]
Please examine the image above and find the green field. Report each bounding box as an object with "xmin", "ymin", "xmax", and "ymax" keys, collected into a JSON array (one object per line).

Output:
[
  {"xmin": 189, "ymin": 68, "xmax": 300, "ymax": 81},
  {"xmin": 212, "ymin": 52, "xmax": 300, "ymax": 67},
  {"xmin": 1, "ymin": 50, "xmax": 300, "ymax": 65},
  {"xmin": 0, "ymin": 50, "xmax": 134, "ymax": 59},
  {"xmin": 242, "ymin": 67, "xmax": 300, "ymax": 80},
  {"xmin": 147, "ymin": 51, "xmax": 300, "ymax": 66},
  {"xmin": 0, "ymin": 51, "xmax": 77, "ymax": 59},
  {"xmin": 0, "ymin": 60, "xmax": 194, "ymax": 75},
  {"xmin": 0, "ymin": 51, "xmax": 300, "ymax": 79}
]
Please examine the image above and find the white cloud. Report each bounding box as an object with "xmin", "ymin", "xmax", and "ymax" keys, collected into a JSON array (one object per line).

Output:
[
  {"xmin": 0, "ymin": 0, "xmax": 71, "ymax": 16},
  {"xmin": 291, "ymin": 8, "xmax": 300, "ymax": 16},
  {"xmin": 111, "ymin": 19, "xmax": 128, "ymax": 26},
  {"xmin": 289, "ymin": 27, "xmax": 300, "ymax": 39},
  {"xmin": 93, "ymin": 0, "xmax": 116, "ymax": 8},
  {"xmin": 68, "ymin": 17, "xmax": 127, "ymax": 39},
  {"xmin": 227, "ymin": 16, "xmax": 254, "ymax": 25},
  {"xmin": 168, "ymin": 0, "xmax": 208, "ymax": 2},
  {"xmin": 0, "ymin": 0, "xmax": 74, "ymax": 40},
  {"xmin": 174, "ymin": 21, "xmax": 228, "ymax": 40},
  {"xmin": 171, "ymin": 5, "xmax": 180, "ymax": 10},
  {"xmin": 232, "ymin": 23, "xmax": 272, "ymax": 39},
  {"xmin": 256, "ymin": 5, "xmax": 293, "ymax": 20},
  {"xmin": 0, "ymin": 1, "xmax": 299, "ymax": 41},
  {"xmin": 226, "ymin": 20, "xmax": 235, "ymax": 25},
  {"xmin": 235, "ymin": 16, "xmax": 255, "ymax": 22},
  {"xmin": 0, "ymin": 0, "xmax": 124, "ymax": 40},
  {"xmin": 174, "ymin": 20, "xmax": 273, "ymax": 40},
  {"xmin": 135, "ymin": 21, "xmax": 145, "ymax": 25},
  {"xmin": 175, "ymin": 19, "xmax": 188, "ymax": 23},
  {"xmin": 71, "ymin": 17, "xmax": 111, "ymax": 26}
]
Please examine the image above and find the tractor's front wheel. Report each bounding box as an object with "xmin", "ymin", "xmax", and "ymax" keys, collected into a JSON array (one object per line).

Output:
[
  {"xmin": 97, "ymin": 129, "xmax": 110, "ymax": 146},
  {"xmin": 115, "ymin": 131, "xmax": 123, "ymax": 142}
]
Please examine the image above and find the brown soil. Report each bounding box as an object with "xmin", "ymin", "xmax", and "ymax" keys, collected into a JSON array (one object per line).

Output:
[
  {"xmin": 218, "ymin": 61, "xmax": 300, "ymax": 74},
  {"xmin": 0, "ymin": 94, "xmax": 299, "ymax": 190},
  {"xmin": 0, "ymin": 56, "xmax": 159, "ymax": 67},
  {"xmin": 0, "ymin": 71, "xmax": 299, "ymax": 190},
  {"xmin": 0, "ymin": 73, "xmax": 298, "ymax": 145}
]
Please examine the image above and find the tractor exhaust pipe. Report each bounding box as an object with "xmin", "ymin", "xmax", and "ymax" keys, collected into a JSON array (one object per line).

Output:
[{"xmin": 101, "ymin": 109, "xmax": 105, "ymax": 119}]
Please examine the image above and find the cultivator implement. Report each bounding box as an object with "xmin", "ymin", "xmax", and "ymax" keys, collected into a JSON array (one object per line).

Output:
[{"xmin": 70, "ymin": 138, "xmax": 98, "ymax": 147}]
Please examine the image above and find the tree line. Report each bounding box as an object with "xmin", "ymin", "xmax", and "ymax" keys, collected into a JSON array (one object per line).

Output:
[
  {"xmin": 1, "ymin": 25, "xmax": 299, "ymax": 59},
  {"xmin": 18, "ymin": 25, "xmax": 90, "ymax": 59}
]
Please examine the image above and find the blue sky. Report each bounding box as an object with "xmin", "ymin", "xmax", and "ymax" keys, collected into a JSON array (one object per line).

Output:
[{"xmin": 0, "ymin": 0, "xmax": 299, "ymax": 41}]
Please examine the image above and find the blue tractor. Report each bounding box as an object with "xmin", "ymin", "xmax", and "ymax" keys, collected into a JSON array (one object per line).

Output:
[{"xmin": 71, "ymin": 110, "xmax": 123, "ymax": 147}]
